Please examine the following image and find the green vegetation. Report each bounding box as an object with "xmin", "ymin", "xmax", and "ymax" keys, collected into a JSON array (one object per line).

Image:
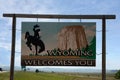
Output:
[
  {"xmin": 115, "ymin": 70, "xmax": 120, "ymax": 79},
  {"xmin": 76, "ymin": 36, "xmax": 96, "ymax": 59},
  {"xmin": 0, "ymin": 71, "xmax": 119, "ymax": 80}
]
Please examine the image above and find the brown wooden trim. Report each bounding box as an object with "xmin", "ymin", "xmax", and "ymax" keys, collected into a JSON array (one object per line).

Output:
[{"xmin": 21, "ymin": 55, "xmax": 80, "ymax": 59}]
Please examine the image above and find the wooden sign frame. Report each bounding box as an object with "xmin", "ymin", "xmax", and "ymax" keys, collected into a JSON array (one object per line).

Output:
[{"xmin": 3, "ymin": 13, "xmax": 116, "ymax": 80}]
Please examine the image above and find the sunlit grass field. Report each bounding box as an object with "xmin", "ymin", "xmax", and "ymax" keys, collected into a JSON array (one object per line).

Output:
[{"xmin": 0, "ymin": 71, "xmax": 118, "ymax": 80}]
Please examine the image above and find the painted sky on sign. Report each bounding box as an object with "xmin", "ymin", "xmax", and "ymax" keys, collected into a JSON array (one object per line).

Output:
[{"xmin": 0, "ymin": 0, "xmax": 120, "ymax": 70}]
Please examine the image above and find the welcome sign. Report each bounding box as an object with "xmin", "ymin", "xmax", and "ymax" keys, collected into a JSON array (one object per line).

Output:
[{"xmin": 21, "ymin": 22, "xmax": 96, "ymax": 66}]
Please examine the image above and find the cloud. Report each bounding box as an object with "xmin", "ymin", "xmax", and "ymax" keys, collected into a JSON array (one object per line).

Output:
[
  {"xmin": 0, "ymin": 0, "xmax": 55, "ymax": 14},
  {"xmin": 0, "ymin": 42, "xmax": 11, "ymax": 51}
]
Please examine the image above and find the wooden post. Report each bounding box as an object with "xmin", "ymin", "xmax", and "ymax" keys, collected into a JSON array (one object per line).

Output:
[
  {"xmin": 102, "ymin": 17, "xmax": 106, "ymax": 80},
  {"xmin": 10, "ymin": 14, "xmax": 16, "ymax": 80}
]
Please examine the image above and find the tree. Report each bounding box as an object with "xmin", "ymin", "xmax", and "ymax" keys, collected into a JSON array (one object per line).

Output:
[
  {"xmin": 115, "ymin": 70, "xmax": 120, "ymax": 79},
  {"xmin": 21, "ymin": 66, "xmax": 26, "ymax": 71},
  {"xmin": 23, "ymin": 68, "xmax": 26, "ymax": 72},
  {"xmin": 0, "ymin": 68, "xmax": 2, "ymax": 71},
  {"xmin": 35, "ymin": 69, "xmax": 39, "ymax": 73},
  {"xmin": 88, "ymin": 36, "xmax": 96, "ymax": 54}
]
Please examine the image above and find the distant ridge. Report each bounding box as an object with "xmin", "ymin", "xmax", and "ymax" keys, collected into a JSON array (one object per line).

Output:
[{"xmin": 0, "ymin": 66, "xmax": 118, "ymax": 73}]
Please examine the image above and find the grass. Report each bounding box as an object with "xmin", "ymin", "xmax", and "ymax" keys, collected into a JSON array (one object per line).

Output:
[{"xmin": 0, "ymin": 71, "xmax": 119, "ymax": 80}]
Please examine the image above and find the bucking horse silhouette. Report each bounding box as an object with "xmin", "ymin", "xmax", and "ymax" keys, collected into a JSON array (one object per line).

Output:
[{"xmin": 25, "ymin": 24, "xmax": 45, "ymax": 55}]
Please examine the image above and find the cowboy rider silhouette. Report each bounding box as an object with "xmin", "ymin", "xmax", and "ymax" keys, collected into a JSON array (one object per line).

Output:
[
  {"xmin": 26, "ymin": 24, "xmax": 41, "ymax": 50},
  {"xmin": 33, "ymin": 24, "xmax": 41, "ymax": 39}
]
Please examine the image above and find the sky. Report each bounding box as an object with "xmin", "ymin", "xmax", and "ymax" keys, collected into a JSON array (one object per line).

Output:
[{"xmin": 0, "ymin": 0, "xmax": 120, "ymax": 70}]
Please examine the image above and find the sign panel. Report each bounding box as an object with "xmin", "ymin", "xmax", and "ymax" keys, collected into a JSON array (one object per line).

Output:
[{"xmin": 21, "ymin": 22, "xmax": 96, "ymax": 66}]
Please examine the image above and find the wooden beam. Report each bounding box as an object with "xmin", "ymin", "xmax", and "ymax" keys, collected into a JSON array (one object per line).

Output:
[
  {"xmin": 3, "ymin": 13, "xmax": 116, "ymax": 19},
  {"xmin": 10, "ymin": 14, "xmax": 16, "ymax": 80},
  {"xmin": 102, "ymin": 17, "xmax": 106, "ymax": 80}
]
